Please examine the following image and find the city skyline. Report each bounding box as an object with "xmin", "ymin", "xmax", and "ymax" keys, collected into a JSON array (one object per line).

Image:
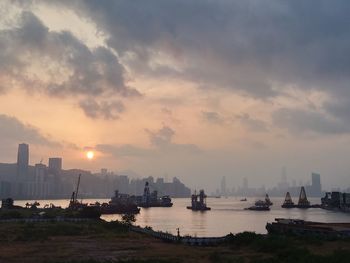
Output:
[
  {"xmin": 1, "ymin": 1, "xmax": 350, "ymax": 191},
  {"xmin": 0, "ymin": 143, "xmax": 191, "ymax": 199},
  {"xmin": 0, "ymin": 143, "xmax": 345, "ymax": 197}
]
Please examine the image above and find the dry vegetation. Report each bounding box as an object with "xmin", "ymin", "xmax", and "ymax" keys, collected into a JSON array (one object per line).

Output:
[{"xmin": 0, "ymin": 221, "xmax": 349, "ymax": 263}]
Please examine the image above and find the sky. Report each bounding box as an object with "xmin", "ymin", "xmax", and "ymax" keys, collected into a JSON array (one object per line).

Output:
[{"xmin": 0, "ymin": 0, "xmax": 350, "ymax": 191}]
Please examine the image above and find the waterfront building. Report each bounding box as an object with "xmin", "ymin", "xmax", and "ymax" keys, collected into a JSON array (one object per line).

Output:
[
  {"xmin": 48, "ymin": 158, "xmax": 62, "ymax": 174},
  {"xmin": 17, "ymin": 143, "xmax": 29, "ymax": 178},
  {"xmin": 0, "ymin": 144, "xmax": 192, "ymax": 199}
]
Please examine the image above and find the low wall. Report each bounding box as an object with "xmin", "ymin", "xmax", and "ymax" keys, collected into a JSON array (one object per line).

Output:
[{"xmin": 130, "ymin": 225, "xmax": 227, "ymax": 246}]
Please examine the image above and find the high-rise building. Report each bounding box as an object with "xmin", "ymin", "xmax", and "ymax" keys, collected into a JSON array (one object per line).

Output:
[
  {"xmin": 311, "ymin": 172, "xmax": 321, "ymax": 196},
  {"xmin": 243, "ymin": 177, "xmax": 248, "ymax": 190},
  {"xmin": 48, "ymin": 158, "xmax": 62, "ymax": 175},
  {"xmin": 48, "ymin": 157, "xmax": 62, "ymax": 197},
  {"xmin": 312, "ymin": 173, "xmax": 321, "ymax": 187},
  {"xmin": 17, "ymin": 143, "xmax": 29, "ymax": 177},
  {"xmin": 221, "ymin": 176, "xmax": 226, "ymax": 195}
]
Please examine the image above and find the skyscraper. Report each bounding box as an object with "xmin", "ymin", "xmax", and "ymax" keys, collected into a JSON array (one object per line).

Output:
[
  {"xmin": 311, "ymin": 173, "xmax": 322, "ymax": 196},
  {"xmin": 220, "ymin": 176, "xmax": 226, "ymax": 196},
  {"xmin": 49, "ymin": 157, "xmax": 62, "ymax": 197},
  {"xmin": 48, "ymin": 158, "xmax": 62, "ymax": 175},
  {"xmin": 17, "ymin": 143, "xmax": 29, "ymax": 177}
]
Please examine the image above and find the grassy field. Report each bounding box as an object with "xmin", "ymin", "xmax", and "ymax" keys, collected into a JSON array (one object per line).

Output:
[{"xmin": 0, "ymin": 221, "xmax": 349, "ymax": 263}]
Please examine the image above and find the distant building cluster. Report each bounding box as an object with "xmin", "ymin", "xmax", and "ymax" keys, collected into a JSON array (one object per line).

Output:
[
  {"xmin": 0, "ymin": 144, "xmax": 191, "ymax": 199},
  {"xmin": 215, "ymin": 172, "xmax": 324, "ymax": 198},
  {"xmin": 266, "ymin": 172, "xmax": 322, "ymax": 197}
]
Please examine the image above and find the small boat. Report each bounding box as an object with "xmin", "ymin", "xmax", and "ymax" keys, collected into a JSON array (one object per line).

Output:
[
  {"xmin": 240, "ymin": 198, "xmax": 247, "ymax": 201},
  {"xmin": 245, "ymin": 203, "xmax": 270, "ymax": 211}
]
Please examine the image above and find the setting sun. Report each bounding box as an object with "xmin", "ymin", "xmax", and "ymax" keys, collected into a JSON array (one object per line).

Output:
[{"xmin": 86, "ymin": 151, "xmax": 94, "ymax": 160}]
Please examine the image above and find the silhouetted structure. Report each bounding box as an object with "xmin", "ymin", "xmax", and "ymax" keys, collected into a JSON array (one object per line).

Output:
[
  {"xmin": 135, "ymin": 182, "xmax": 173, "ymax": 207},
  {"xmin": 321, "ymin": 192, "xmax": 350, "ymax": 212},
  {"xmin": 0, "ymin": 144, "xmax": 191, "ymax": 199},
  {"xmin": 266, "ymin": 218, "xmax": 350, "ymax": 238},
  {"xmin": 282, "ymin": 192, "xmax": 295, "ymax": 208},
  {"xmin": 265, "ymin": 194, "xmax": 273, "ymax": 206},
  {"xmin": 96, "ymin": 190, "xmax": 140, "ymax": 214},
  {"xmin": 17, "ymin": 143, "xmax": 29, "ymax": 177},
  {"xmin": 297, "ymin": 186, "xmax": 310, "ymax": 208},
  {"xmin": 187, "ymin": 190, "xmax": 211, "ymax": 211},
  {"xmin": 220, "ymin": 176, "xmax": 226, "ymax": 196}
]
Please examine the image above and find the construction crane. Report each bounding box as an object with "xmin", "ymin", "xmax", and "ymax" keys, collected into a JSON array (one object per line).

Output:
[{"xmin": 69, "ymin": 174, "xmax": 81, "ymax": 207}]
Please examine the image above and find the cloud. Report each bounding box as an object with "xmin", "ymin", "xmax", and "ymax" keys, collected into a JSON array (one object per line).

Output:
[
  {"xmin": 95, "ymin": 144, "xmax": 150, "ymax": 157},
  {"xmin": 146, "ymin": 125, "xmax": 201, "ymax": 153},
  {"xmin": 0, "ymin": 10, "xmax": 139, "ymax": 118},
  {"xmin": 324, "ymin": 99, "xmax": 350, "ymax": 124},
  {"xmin": 0, "ymin": 114, "xmax": 59, "ymax": 147},
  {"xmin": 79, "ymin": 98, "xmax": 125, "ymax": 120},
  {"xmin": 201, "ymin": 111, "xmax": 225, "ymax": 125},
  {"xmin": 41, "ymin": 0, "xmax": 350, "ymax": 101},
  {"xmin": 146, "ymin": 125, "xmax": 175, "ymax": 147},
  {"xmin": 272, "ymin": 108, "xmax": 350, "ymax": 135},
  {"xmin": 236, "ymin": 114, "xmax": 268, "ymax": 132},
  {"xmin": 96, "ymin": 125, "xmax": 201, "ymax": 158}
]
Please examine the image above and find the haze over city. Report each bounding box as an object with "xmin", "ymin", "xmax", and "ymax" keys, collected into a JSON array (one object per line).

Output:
[{"xmin": 1, "ymin": 1, "xmax": 350, "ymax": 192}]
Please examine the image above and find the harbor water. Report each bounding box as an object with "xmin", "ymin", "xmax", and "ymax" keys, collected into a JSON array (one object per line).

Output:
[{"xmin": 16, "ymin": 197, "xmax": 350, "ymax": 237}]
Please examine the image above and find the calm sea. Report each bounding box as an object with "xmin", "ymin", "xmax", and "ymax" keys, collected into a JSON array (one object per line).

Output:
[{"xmin": 16, "ymin": 197, "xmax": 350, "ymax": 237}]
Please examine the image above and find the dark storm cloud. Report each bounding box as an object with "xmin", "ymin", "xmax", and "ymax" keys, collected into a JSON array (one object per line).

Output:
[
  {"xmin": 0, "ymin": 114, "xmax": 59, "ymax": 147},
  {"xmin": 324, "ymin": 99, "xmax": 350, "ymax": 124},
  {"xmin": 8, "ymin": 1, "xmax": 350, "ymax": 131},
  {"xmin": 272, "ymin": 108, "xmax": 350, "ymax": 135},
  {"xmin": 44, "ymin": 0, "xmax": 350, "ymax": 99},
  {"xmin": 0, "ymin": 11, "xmax": 139, "ymax": 118},
  {"xmin": 79, "ymin": 98, "xmax": 125, "ymax": 120}
]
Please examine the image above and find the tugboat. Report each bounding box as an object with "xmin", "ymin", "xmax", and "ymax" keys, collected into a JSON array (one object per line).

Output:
[
  {"xmin": 282, "ymin": 192, "xmax": 295, "ymax": 208},
  {"xmin": 248, "ymin": 193, "xmax": 273, "ymax": 208},
  {"xmin": 186, "ymin": 190, "xmax": 211, "ymax": 211},
  {"xmin": 135, "ymin": 182, "xmax": 173, "ymax": 208},
  {"xmin": 96, "ymin": 190, "xmax": 140, "ymax": 214},
  {"xmin": 245, "ymin": 200, "xmax": 270, "ymax": 211}
]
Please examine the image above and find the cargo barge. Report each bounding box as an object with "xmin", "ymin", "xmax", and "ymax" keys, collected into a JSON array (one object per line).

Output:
[{"xmin": 266, "ymin": 218, "xmax": 350, "ymax": 238}]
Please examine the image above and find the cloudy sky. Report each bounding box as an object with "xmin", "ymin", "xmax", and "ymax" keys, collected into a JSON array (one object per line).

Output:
[{"xmin": 1, "ymin": 0, "xmax": 350, "ymax": 191}]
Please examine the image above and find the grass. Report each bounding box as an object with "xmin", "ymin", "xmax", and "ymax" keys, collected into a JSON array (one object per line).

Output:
[
  {"xmin": 0, "ymin": 220, "xmax": 129, "ymax": 242},
  {"xmin": 0, "ymin": 223, "xmax": 349, "ymax": 263}
]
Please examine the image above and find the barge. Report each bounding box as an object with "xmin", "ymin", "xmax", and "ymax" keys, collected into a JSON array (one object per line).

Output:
[
  {"xmin": 187, "ymin": 190, "xmax": 211, "ymax": 211},
  {"xmin": 266, "ymin": 218, "xmax": 350, "ymax": 238}
]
